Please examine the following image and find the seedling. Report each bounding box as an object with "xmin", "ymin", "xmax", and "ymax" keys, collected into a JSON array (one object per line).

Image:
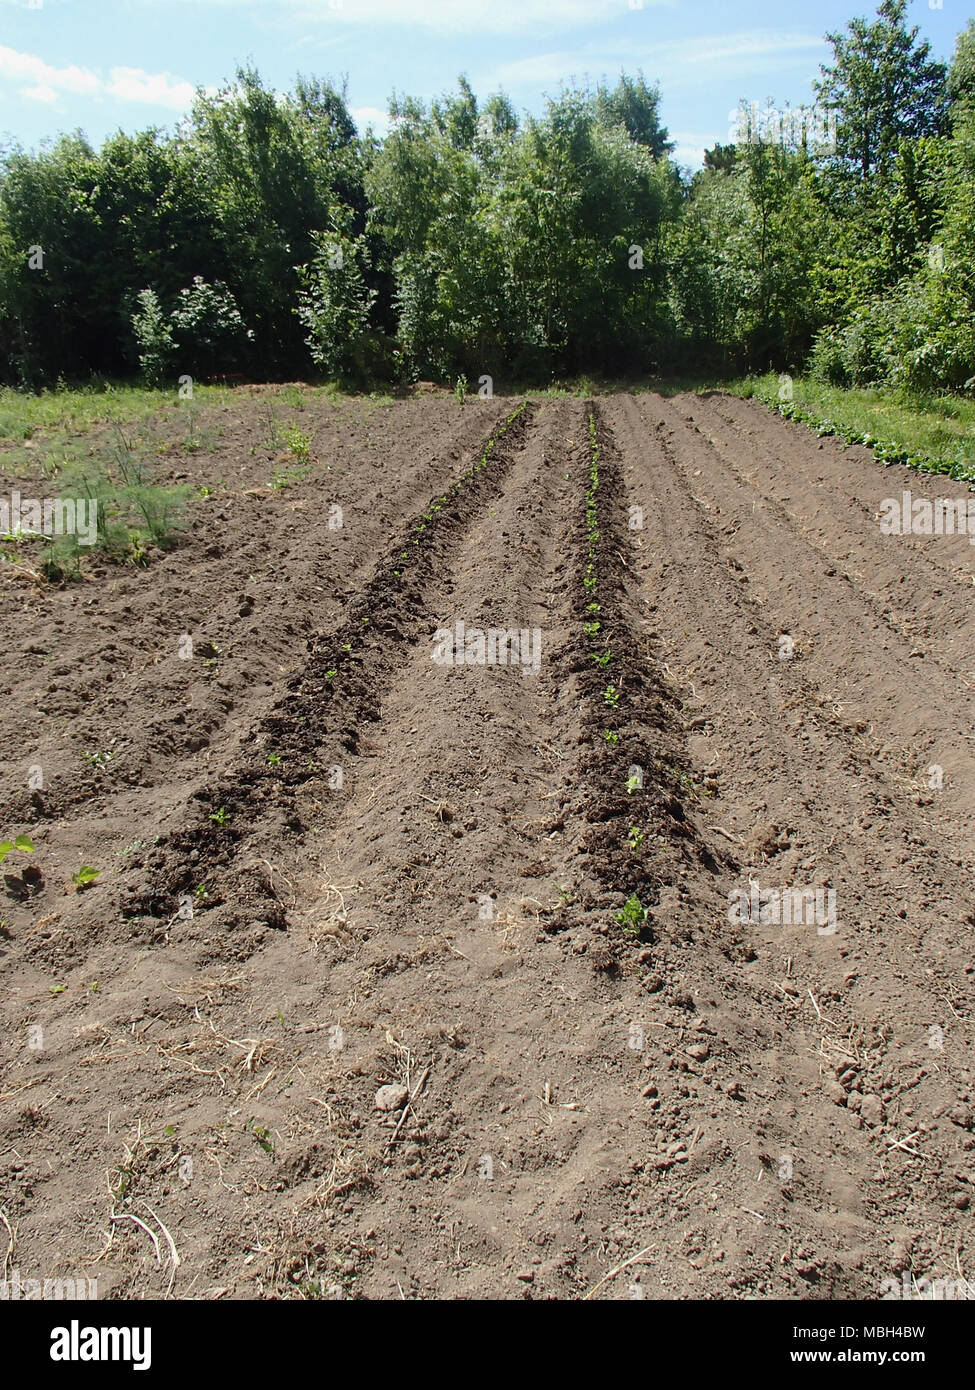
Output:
[
  {"xmin": 267, "ymin": 753, "xmax": 281, "ymax": 766},
  {"xmin": 72, "ymin": 865, "xmax": 100, "ymax": 889},
  {"xmin": 625, "ymin": 774, "xmax": 642, "ymax": 794},
  {"xmin": 604, "ymin": 730, "xmax": 619, "ymax": 745},
  {"xmin": 592, "ymin": 650, "xmax": 612, "ymax": 668},
  {"xmin": 250, "ymin": 1121, "xmax": 275, "ymax": 1156},
  {"xmin": 83, "ymin": 750, "xmax": 114, "ymax": 769},
  {"xmin": 616, "ymin": 894, "xmax": 648, "ymax": 938},
  {"xmin": 0, "ymin": 834, "xmax": 34, "ymax": 867},
  {"xmin": 284, "ymin": 424, "xmax": 311, "ymax": 461},
  {"xmin": 627, "ymin": 827, "xmax": 645, "ymax": 851},
  {"xmin": 209, "ymin": 806, "xmax": 229, "ymax": 826},
  {"xmin": 603, "ymin": 685, "xmax": 620, "ymax": 708}
]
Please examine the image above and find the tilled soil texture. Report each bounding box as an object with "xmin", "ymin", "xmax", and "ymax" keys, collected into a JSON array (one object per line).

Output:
[{"xmin": 2, "ymin": 389, "xmax": 974, "ymax": 1302}]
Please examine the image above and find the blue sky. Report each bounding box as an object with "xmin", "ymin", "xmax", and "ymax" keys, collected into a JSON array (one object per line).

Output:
[{"xmin": 0, "ymin": 0, "xmax": 965, "ymax": 167}]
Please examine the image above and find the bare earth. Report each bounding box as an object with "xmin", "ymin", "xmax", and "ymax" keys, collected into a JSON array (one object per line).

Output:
[{"xmin": 2, "ymin": 389, "xmax": 974, "ymax": 1300}]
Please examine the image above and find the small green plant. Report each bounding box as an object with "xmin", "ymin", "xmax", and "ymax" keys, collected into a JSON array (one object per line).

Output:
[
  {"xmin": 250, "ymin": 1121, "xmax": 275, "ymax": 1156},
  {"xmin": 267, "ymin": 753, "xmax": 281, "ymax": 766},
  {"xmin": 625, "ymin": 774, "xmax": 642, "ymax": 794},
  {"xmin": 604, "ymin": 730, "xmax": 619, "ymax": 744},
  {"xmin": 209, "ymin": 806, "xmax": 229, "ymax": 826},
  {"xmin": 284, "ymin": 424, "xmax": 311, "ymax": 461},
  {"xmin": 0, "ymin": 834, "xmax": 34, "ymax": 867},
  {"xmin": 83, "ymin": 750, "xmax": 114, "ymax": 769},
  {"xmin": 454, "ymin": 375, "xmax": 468, "ymax": 406},
  {"xmin": 72, "ymin": 865, "xmax": 100, "ymax": 889},
  {"xmin": 616, "ymin": 894, "xmax": 647, "ymax": 938},
  {"xmin": 584, "ymin": 621, "xmax": 601, "ymax": 637},
  {"xmin": 603, "ymin": 685, "xmax": 620, "ymax": 708},
  {"xmin": 627, "ymin": 827, "xmax": 645, "ymax": 851},
  {"xmin": 270, "ymin": 464, "xmax": 310, "ymax": 490},
  {"xmin": 592, "ymin": 649, "xmax": 612, "ymax": 668}
]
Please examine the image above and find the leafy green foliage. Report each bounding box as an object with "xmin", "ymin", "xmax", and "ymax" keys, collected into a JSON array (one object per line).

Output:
[
  {"xmin": 815, "ymin": 0, "xmax": 949, "ymax": 178},
  {"xmin": 0, "ymin": 834, "xmax": 34, "ymax": 867},
  {"xmin": 0, "ymin": 13, "xmax": 972, "ymax": 403},
  {"xmin": 131, "ymin": 289, "xmax": 175, "ymax": 386}
]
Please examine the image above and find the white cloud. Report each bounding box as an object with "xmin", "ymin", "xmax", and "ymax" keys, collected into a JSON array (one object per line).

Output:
[
  {"xmin": 0, "ymin": 44, "xmax": 99, "ymax": 96},
  {"xmin": 106, "ymin": 67, "xmax": 198, "ymax": 110},
  {"xmin": 489, "ymin": 31, "xmax": 824, "ymax": 90},
  {"xmin": 0, "ymin": 44, "xmax": 200, "ymax": 111},
  {"xmin": 351, "ymin": 104, "xmax": 388, "ymax": 133},
  {"xmin": 159, "ymin": 0, "xmax": 674, "ymax": 36},
  {"xmin": 21, "ymin": 83, "xmax": 59, "ymax": 103}
]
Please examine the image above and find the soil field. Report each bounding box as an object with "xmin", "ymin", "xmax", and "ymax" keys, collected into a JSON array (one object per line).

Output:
[{"xmin": 2, "ymin": 388, "xmax": 974, "ymax": 1301}]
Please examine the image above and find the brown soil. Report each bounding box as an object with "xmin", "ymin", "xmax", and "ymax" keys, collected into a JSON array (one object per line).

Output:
[{"xmin": 2, "ymin": 389, "xmax": 974, "ymax": 1301}]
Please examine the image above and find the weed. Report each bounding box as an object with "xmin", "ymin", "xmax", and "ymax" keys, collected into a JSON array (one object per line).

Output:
[
  {"xmin": 284, "ymin": 424, "xmax": 311, "ymax": 461},
  {"xmin": 83, "ymin": 750, "xmax": 114, "ymax": 769},
  {"xmin": 616, "ymin": 893, "xmax": 648, "ymax": 938},
  {"xmin": 250, "ymin": 1121, "xmax": 276, "ymax": 1157},
  {"xmin": 0, "ymin": 834, "xmax": 34, "ymax": 867}
]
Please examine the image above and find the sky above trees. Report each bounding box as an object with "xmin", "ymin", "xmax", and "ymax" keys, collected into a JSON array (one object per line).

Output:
[{"xmin": 0, "ymin": 0, "xmax": 963, "ymax": 168}]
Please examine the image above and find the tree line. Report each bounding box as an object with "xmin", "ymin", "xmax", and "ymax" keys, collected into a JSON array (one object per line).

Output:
[{"xmin": 1, "ymin": 0, "xmax": 972, "ymax": 394}]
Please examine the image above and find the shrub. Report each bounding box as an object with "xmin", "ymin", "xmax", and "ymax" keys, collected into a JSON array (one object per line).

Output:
[
  {"xmin": 169, "ymin": 277, "xmax": 253, "ymax": 377},
  {"xmin": 131, "ymin": 289, "xmax": 175, "ymax": 386},
  {"xmin": 295, "ymin": 228, "xmax": 377, "ymax": 381}
]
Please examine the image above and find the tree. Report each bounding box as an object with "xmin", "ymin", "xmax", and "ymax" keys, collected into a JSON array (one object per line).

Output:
[
  {"xmin": 594, "ymin": 72, "xmax": 672, "ymax": 161},
  {"xmin": 815, "ymin": 0, "xmax": 949, "ymax": 178}
]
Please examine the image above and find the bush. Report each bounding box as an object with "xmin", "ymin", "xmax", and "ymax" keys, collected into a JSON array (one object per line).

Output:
[
  {"xmin": 169, "ymin": 277, "xmax": 253, "ymax": 378},
  {"xmin": 295, "ymin": 229, "xmax": 377, "ymax": 381},
  {"xmin": 131, "ymin": 289, "xmax": 175, "ymax": 386}
]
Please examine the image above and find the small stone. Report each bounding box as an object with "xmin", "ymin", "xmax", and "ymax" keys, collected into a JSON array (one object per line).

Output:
[
  {"xmin": 375, "ymin": 1084, "xmax": 409, "ymax": 1113},
  {"xmin": 687, "ymin": 1042, "xmax": 710, "ymax": 1062},
  {"xmin": 954, "ymin": 1193, "xmax": 970, "ymax": 1211},
  {"xmin": 860, "ymin": 1094, "xmax": 885, "ymax": 1128}
]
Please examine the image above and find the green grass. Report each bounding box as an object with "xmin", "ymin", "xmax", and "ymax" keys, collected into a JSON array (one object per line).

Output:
[
  {"xmin": 0, "ymin": 380, "xmax": 241, "ymax": 441},
  {"xmin": 723, "ymin": 373, "xmax": 975, "ymax": 482},
  {"xmin": 0, "ymin": 379, "xmax": 401, "ymax": 445}
]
